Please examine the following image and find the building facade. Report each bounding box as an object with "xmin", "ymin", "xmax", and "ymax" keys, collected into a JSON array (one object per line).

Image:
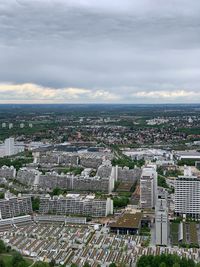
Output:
[
  {"xmin": 5, "ymin": 138, "xmax": 15, "ymax": 156},
  {"xmin": 39, "ymin": 194, "xmax": 113, "ymax": 217},
  {"xmin": 175, "ymin": 172, "xmax": 200, "ymax": 219},
  {"xmin": 0, "ymin": 196, "xmax": 32, "ymax": 219},
  {"xmin": 140, "ymin": 166, "xmax": 157, "ymax": 209},
  {"xmin": 155, "ymin": 189, "xmax": 169, "ymax": 246}
]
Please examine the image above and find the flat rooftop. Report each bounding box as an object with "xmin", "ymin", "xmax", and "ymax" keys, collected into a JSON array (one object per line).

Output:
[
  {"xmin": 176, "ymin": 150, "xmax": 200, "ymax": 156},
  {"xmin": 110, "ymin": 213, "xmax": 142, "ymax": 229}
]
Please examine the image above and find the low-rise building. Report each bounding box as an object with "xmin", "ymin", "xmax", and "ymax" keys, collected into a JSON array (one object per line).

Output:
[{"xmin": 110, "ymin": 212, "xmax": 142, "ymax": 235}]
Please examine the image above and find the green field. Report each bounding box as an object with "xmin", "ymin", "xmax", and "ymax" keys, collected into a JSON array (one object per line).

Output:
[
  {"xmin": 170, "ymin": 222, "xmax": 199, "ymax": 247},
  {"xmin": 0, "ymin": 254, "xmax": 33, "ymax": 267},
  {"xmin": 171, "ymin": 222, "xmax": 179, "ymax": 245}
]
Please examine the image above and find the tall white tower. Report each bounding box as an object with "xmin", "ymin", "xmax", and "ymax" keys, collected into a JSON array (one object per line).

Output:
[
  {"xmin": 5, "ymin": 138, "xmax": 15, "ymax": 156},
  {"xmin": 140, "ymin": 165, "xmax": 157, "ymax": 209},
  {"xmin": 155, "ymin": 189, "xmax": 169, "ymax": 246},
  {"xmin": 175, "ymin": 168, "xmax": 200, "ymax": 219}
]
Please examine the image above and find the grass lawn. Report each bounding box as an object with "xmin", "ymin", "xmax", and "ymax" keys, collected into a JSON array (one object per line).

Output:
[
  {"xmin": 189, "ymin": 222, "xmax": 198, "ymax": 244},
  {"xmin": 171, "ymin": 222, "xmax": 179, "ymax": 245},
  {"xmin": 0, "ymin": 254, "xmax": 33, "ymax": 267}
]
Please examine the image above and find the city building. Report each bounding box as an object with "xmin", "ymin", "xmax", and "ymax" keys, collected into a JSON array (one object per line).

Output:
[
  {"xmin": 39, "ymin": 194, "xmax": 113, "ymax": 217},
  {"xmin": 0, "ymin": 138, "xmax": 25, "ymax": 157},
  {"xmin": 5, "ymin": 137, "xmax": 15, "ymax": 156},
  {"xmin": 175, "ymin": 150, "xmax": 200, "ymax": 161},
  {"xmin": 155, "ymin": 188, "xmax": 169, "ymax": 246},
  {"xmin": 0, "ymin": 196, "xmax": 33, "ymax": 219},
  {"xmin": 175, "ymin": 167, "xmax": 200, "ymax": 219},
  {"xmin": 16, "ymin": 165, "xmax": 115, "ymax": 193},
  {"xmin": 110, "ymin": 212, "xmax": 142, "ymax": 235},
  {"xmin": 0, "ymin": 165, "xmax": 16, "ymax": 179},
  {"xmin": 140, "ymin": 165, "xmax": 157, "ymax": 209}
]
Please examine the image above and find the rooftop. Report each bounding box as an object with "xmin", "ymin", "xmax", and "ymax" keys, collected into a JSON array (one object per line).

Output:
[{"xmin": 110, "ymin": 213, "xmax": 142, "ymax": 229}]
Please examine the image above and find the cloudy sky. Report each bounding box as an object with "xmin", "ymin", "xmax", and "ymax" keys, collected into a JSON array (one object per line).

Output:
[{"xmin": 0, "ymin": 0, "xmax": 200, "ymax": 104}]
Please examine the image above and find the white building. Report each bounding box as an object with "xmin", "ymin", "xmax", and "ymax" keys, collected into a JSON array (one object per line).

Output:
[
  {"xmin": 175, "ymin": 167, "xmax": 200, "ymax": 219},
  {"xmin": 39, "ymin": 194, "xmax": 113, "ymax": 217},
  {"xmin": 0, "ymin": 138, "xmax": 24, "ymax": 157},
  {"xmin": 140, "ymin": 165, "xmax": 157, "ymax": 209},
  {"xmin": 155, "ymin": 188, "xmax": 169, "ymax": 246},
  {"xmin": 5, "ymin": 138, "xmax": 15, "ymax": 156},
  {"xmin": 0, "ymin": 196, "xmax": 32, "ymax": 219},
  {"xmin": 175, "ymin": 150, "xmax": 200, "ymax": 161},
  {"xmin": 8, "ymin": 123, "xmax": 13, "ymax": 129}
]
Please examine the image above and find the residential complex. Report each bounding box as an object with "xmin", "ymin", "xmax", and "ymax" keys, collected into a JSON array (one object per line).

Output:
[
  {"xmin": 0, "ymin": 196, "xmax": 32, "ymax": 219},
  {"xmin": 0, "ymin": 105, "xmax": 200, "ymax": 265},
  {"xmin": 0, "ymin": 160, "xmax": 141, "ymax": 194},
  {"xmin": 175, "ymin": 167, "xmax": 200, "ymax": 219},
  {"xmin": 39, "ymin": 194, "xmax": 113, "ymax": 217}
]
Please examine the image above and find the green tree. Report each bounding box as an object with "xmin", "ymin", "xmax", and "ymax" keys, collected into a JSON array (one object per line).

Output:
[
  {"xmin": 52, "ymin": 187, "xmax": 63, "ymax": 196},
  {"xmin": 11, "ymin": 252, "xmax": 25, "ymax": 267},
  {"xmin": 136, "ymin": 254, "xmax": 197, "ymax": 267},
  {"xmin": 34, "ymin": 262, "xmax": 49, "ymax": 267},
  {"xmin": 31, "ymin": 197, "xmax": 40, "ymax": 211},
  {"xmin": 0, "ymin": 258, "xmax": 5, "ymax": 267},
  {"xmin": 113, "ymin": 196, "xmax": 129, "ymax": 208},
  {"xmin": 49, "ymin": 259, "xmax": 56, "ymax": 267},
  {"xmin": 157, "ymin": 175, "xmax": 168, "ymax": 188},
  {"xmin": 18, "ymin": 261, "xmax": 27, "ymax": 267},
  {"xmin": 0, "ymin": 240, "xmax": 5, "ymax": 253}
]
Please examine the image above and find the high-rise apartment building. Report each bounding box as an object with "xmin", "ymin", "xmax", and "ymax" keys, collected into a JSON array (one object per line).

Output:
[
  {"xmin": 140, "ymin": 165, "xmax": 157, "ymax": 209},
  {"xmin": 175, "ymin": 167, "xmax": 200, "ymax": 219},
  {"xmin": 0, "ymin": 196, "xmax": 32, "ymax": 219},
  {"xmin": 5, "ymin": 138, "xmax": 15, "ymax": 156},
  {"xmin": 39, "ymin": 194, "xmax": 113, "ymax": 217}
]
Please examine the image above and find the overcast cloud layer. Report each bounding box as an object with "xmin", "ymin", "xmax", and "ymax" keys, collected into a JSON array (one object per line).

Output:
[{"xmin": 0, "ymin": 0, "xmax": 200, "ymax": 103}]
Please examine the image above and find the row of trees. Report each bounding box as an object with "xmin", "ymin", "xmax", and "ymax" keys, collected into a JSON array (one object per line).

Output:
[
  {"xmin": 0, "ymin": 156, "xmax": 33, "ymax": 171},
  {"xmin": 113, "ymin": 196, "xmax": 129, "ymax": 208},
  {"xmin": 178, "ymin": 159, "xmax": 196, "ymax": 166},
  {"xmin": 136, "ymin": 254, "xmax": 199, "ymax": 267},
  {"xmin": 112, "ymin": 156, "xmax": 145, "ymax": 169},
  {"xmin": 157, "ymin": 175, "xmax": 169, "ymax": 189},
  {"xmin": 157, "ymin": 166, "xmax": 182, "ymax": 177},
  {"xmin": 57, "ymin": 166, "xmax": 84, "ymax": 176},
  {"xmin": 71, "ymin": 263, "xmax": 117, "ymax": 267}
]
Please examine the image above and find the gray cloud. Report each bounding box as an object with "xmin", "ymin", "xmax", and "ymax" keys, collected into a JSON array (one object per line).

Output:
[{"xmin": 0, "ymin": 0, "xmax": 200, "ymax": 103}]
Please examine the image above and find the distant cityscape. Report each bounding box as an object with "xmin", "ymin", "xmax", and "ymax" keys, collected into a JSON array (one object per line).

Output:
[{"xmin": 0, "ymin": 104, "xmax": 199, "ymax": 266}]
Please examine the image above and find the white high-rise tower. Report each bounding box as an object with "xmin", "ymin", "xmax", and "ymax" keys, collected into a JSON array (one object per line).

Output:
[
  {"xmin": 5, "ymin": 138, "xmax": 15, "ymax": 156},
  {"xmin": 175, "ymin": 166, "xmax": 200, "ymax": 219},
  {"xmin": 155, "ymin": 188, "xmax": 169, "ymax": 246},
  {"xmin": 140, "ymin": 165, "xmax": 157, "ymax": 209}
]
